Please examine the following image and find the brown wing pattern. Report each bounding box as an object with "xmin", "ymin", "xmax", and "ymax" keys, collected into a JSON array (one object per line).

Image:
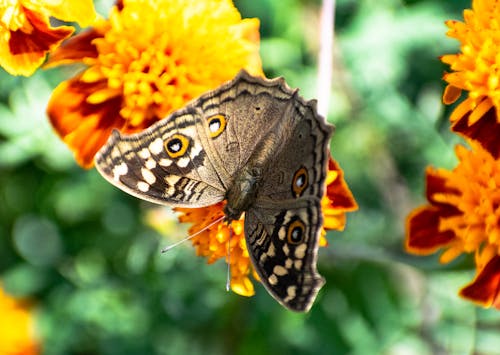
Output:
[
  {"xmin": 244, "ymin": 91, "xmax": 333, "ymax": 311},
  {"xmin": 245, "ymin": 200, "xmax": 325, "ymax": 312},
  {"xmin": 95, "ymin": 109, "xmax": 226, "ymax": 207}
]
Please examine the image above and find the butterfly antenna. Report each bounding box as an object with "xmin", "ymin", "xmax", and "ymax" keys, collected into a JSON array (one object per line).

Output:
[
  {"xmin": 226, "ymin": 224, "xmax": 233, "ymax": 292},
  {"xmin": 161, "ymin": 215, "xmax": 225, "ymax": 253}
]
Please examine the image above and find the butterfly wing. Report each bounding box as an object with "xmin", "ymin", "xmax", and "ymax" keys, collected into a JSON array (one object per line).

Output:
[
  {"xmin": 96, "ymin": 70, "xmax": 333, "ymax": 311},
  {"xmin": 189, "ymin": 71, "xmax": 299, "ymax": 181},
  {"xmin": 95, "ymin": 71, "xmax": 299, "ymax": 207},
  {"xmin": 245, "ymin": 200, "xmax": 325, "ymax": 312},
  {"xmin": 95, "ymin": 108, "xmax": 227, "ymax": 207},
  {"xmin": 244, "ymin": 95, "xmax": 333, "ymax": 312}
]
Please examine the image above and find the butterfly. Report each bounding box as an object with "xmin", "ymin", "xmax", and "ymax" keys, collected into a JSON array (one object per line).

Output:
[{"xmin": 95, "ymin": 70, "xmax": 334, "ymax": 311}]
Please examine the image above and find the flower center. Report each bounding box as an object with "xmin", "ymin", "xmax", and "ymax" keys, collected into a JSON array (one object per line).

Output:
[
  {"xmin": 90, "ymin": 6, "xmax": 191, "ymax": 127},
  {"xmin": 441, "ymin": 147, "xmax": 500, "ymax": 255}
]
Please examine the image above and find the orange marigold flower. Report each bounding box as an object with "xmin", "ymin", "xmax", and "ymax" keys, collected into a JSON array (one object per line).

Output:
[
  {"xmin": 406, "ymin": 144, "xmax": 500, "ymax": 309},
  {"xmin": 174, "ymin": 202, "xmax": 257, "ymax": 297},
  {"xmin": 0, "ymin": 0, "xmax": 96, "ymax": 76},
  {"xmin": 46, "ymin": 0, "xmax": 262, "ymax": 168},
  {"xmin": 170, "ymin": 156, "xmax": 357, "ymax": 297},
  {"xmin": 320, "ymin": 157, "xmax": 358, "ymax": 246},
  {"xmin": 0, "ymin": 285, "xmax": 39, "ymax": 355},
  {"xmin": 441, "ymin": 0, "xmax": 500, "ymax": 158}
]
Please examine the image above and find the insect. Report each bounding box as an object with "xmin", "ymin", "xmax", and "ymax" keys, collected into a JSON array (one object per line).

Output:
[{"xmin": 95, "ymin": 70, "xmax": 334, "ymax": 311}]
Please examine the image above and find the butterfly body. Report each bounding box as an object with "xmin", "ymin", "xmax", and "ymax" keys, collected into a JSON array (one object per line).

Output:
[{"xmin": 95, "ymin": 71, "xmax": 334, "ymax": 311}]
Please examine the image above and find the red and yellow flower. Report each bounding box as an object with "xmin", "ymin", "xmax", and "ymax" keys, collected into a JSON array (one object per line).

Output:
[
  {"xmin": 0, "ymin": 285, "xmax": 39, "ymax": 355},
  {"xmin": 441, "ymin": 0, "xmax": 500, "ymax": 158},
  {"xmin": 172, "ymin": 157, "xmax": 357, "ymax": 297},
  {"xmin": 320, "ymin": 157, "xmax": 359, "ymax": 246},
  {"xmin": 46, "ymin": 0, "xmax": 262, "ymax": 168},
  {"xmin": 0, "ymin": 0, "xmax": 96, "ymax": 76},
  {"xmin": 406, "ymin": 143, "xmax": 500, "ymax": 309}
]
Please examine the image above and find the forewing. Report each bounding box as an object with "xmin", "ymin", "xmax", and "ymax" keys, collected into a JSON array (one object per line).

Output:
[
  {"xmin": 95, "ymin": 109, "xmax": 226, "ymax": 207},
  {"xmin": 191, "ymin": 71, "xmax": 298, "ymax": 180}
]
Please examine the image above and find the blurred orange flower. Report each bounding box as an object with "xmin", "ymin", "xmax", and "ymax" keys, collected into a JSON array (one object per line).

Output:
[
  {"xmin": 406, "ymin": 144, "xmax": 500, "ymax": 309},
  {"xmin": 0, "ymin": 0, "xmax": 96, "ymax": 76},
  {"xmin": 320, "ymin": 157, "xmax": 358, "ymax": 246},
  {"xmin": 46, "ymin": 0, "xmax": 262, "ymax": 168},
  {"xmin": 441, "ymin": 0, "xmax": 500, "ymax": 158},
  {"xmin": 0, "ymin": 285, "xmax": 38, "ymax": 355},
  {"xmin": 171, "ymin": 157, "xmax": 357, "ymax": 297}
]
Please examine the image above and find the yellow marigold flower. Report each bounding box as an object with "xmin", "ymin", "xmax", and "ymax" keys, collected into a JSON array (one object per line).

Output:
[
  {"xmin": 0, "ymin": 285, "xmax": 39, "ymax": 355},
  {"xmin": 46, "ymin": 0, "xmax": 262, "ymax": 168},
  {"xmin": 170, "ymin": 156, "xmax": 357, "ymax": 297},
  {"xmin": 0, "ymin": 0, "xmax": 96, "ymax": 76},
  {"xmin": 406, "ymin": 143, "xmax": 500, "ymax": 309},
  {"xmin": 441, "ymin": 0, "xmax": 500, "ymax": 158}
]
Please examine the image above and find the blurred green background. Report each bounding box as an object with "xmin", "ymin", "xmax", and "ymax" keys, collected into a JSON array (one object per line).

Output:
[{"xmin": 1, "ymin": 0, "xmax": 500, "ymax": 354}]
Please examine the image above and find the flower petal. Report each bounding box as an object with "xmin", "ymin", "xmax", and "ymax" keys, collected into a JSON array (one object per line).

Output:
[
  {"xmin": 443, "ymin": 84, "xmax": 462, "ymax": 105},
  {"xmin": 45, "ymin": 28, "xmax": 101, "ymax": 68},
  {"xmin": 406, "ymin": 166, "xmax": 462, "ymax": 254},
  {"xmin": 324, "ymin": 158, "xmax": 358, "ymax": 212},
  {"xmin": 0, "ymin": 285, "xmax": 38, "ymax": 355},
  {"xmin": 47, "ymin": 76, "xmax": 124, "ymax": 167},
  {"xmin": 231, "ymin": 275, "xmax": 255, "ymax": 297},
  {"xmin": 41, "ymin": 0, "xmax": 97, "ymax": 27},
  {"xmin": 452, "ymin": 106, "xmax": 500, "ymax": 159},
  {"xmin": 0, "ymin": 7, "xmax": 73, "ymax": 76},
  {"xmin": 406, "ymin": 206, "xmax": 456, "ymax": 254},
  {"xmin": 459, "ymin": 255, "xmax": 500, "ymax": 309},
  {"xmin": 424, "ymin": 167, "xmax": 458, "ymax": 206}
]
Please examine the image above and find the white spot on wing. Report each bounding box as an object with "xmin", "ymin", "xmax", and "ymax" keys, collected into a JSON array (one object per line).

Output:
[
  {"xmin": 295, "ymin": 243, "xmax": 307, "ymax": 259},
  {"xmin": 145, "ymin": 159, "xmax": 156, "ymax": 169},
  {"xmin": 190, "ymin": 143, "xmax": 202, "ymax": 157},
  {"xmin": 294, "ymin": 259, "xmax": 302, "ymax": 270},
  {"xmin": 179, "ymin": 126, "xmax": 197, "ymax": 137},
  {"xmin": 268, "ymin": 274, "xmax": 278, "ymax": 285},
  {"xmin": 267, "ymin": 243, "xmax": 275, "ymax": 257},
  {"xmin": 137, "ymin": 181, "xmax": 150, "ymax": 192},
  {"xmin": 177, "ymin": 157, "xmax": 190, "ymax": 168},
  {"xmin": 177, "ymin": 143, "xmax": 202, "ymax": 168},
  {"xmin": 141, "ymin": 168, "xmax": 156, "ymax": 184},
  {"xmin": 138, "ymin": 148, "xmax": 151, "ymax": 159},
  {"xmin": 165, "ymin": 175, "xmax": 180, "ymax": 186},
  {"xmin": 278, "ymin": 227, "xmax": 286, "ymax": 240},
  {"xmin": 273, "ymin": 265, "xmax": 287, "ymax": 276},
  {"xmin": 283, "ymin": 286, "xmax": 297, "ymax": 303},
  {"xmin": 166, "ymin": 185, "xmax": 176, "ymax": 196},
  {"xmin": 159, "ymin": 158, "xmax": 172, "ymax": 167},
  {"xmin": 149, "ymin": 138, "xmax": 163, "ymax": 155},
  {"xmin": 112, "ymin": 163, "xmax": 128, "ymax": 181}
]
